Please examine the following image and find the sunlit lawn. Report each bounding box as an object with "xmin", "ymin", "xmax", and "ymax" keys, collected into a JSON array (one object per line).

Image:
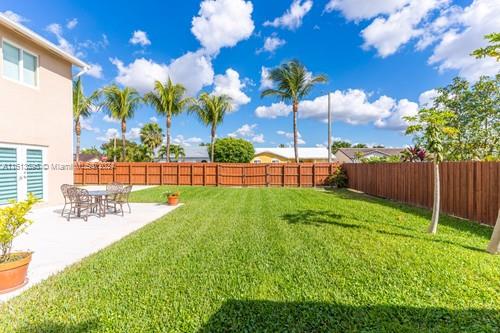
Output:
[{"xmin": 0, "ymin": 186, "xmax": 498, "ymax": 332}]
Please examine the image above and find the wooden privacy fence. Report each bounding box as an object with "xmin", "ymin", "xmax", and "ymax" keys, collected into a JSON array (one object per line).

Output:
[
  {"xmin": 343, "ymin": 162, "xmax": 500, "ymax": 226},
  {"xmin": 74, "ymin": 162, "xmax": 339, "ymax": 188}
]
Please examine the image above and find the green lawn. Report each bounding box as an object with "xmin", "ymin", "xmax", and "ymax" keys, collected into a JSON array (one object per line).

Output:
[{"xmin": 0, "ymin": 187, "xmax": 499, "ymax": 332}]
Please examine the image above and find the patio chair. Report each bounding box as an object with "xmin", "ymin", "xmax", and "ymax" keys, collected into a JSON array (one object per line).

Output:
[
  {"xmin": 66, "ymin": 187, "xmax": 98, "ymax": 222},
  {"xmin": 106, "ymin": 185, "xmax": 132, "ymax": 216},
  {"xmin": 60, "ymin": 184, "xmax": 75, "ymax": 217}
]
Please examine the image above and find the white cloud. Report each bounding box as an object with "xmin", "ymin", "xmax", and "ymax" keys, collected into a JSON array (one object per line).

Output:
[
  {"xmin": 277, "ymin": 130, "xmax": 306, "ymax": 145},
  {"xmin": 277, "ymin": 130, "xmax": 294, "ymax": 139},
  {"xmin": 361, "ymin": 0, "xmax": 448, "ymax": 57},
  {"xmin": 66, "ymin": 18, "xmax": 78, "ymax": 29},
  {"xmin": 103, "ymin": 115, "xmax": 120, "ymax": 124},
  {"xmin": 191, "ymin": 0, "xmax": 255, "ymax": 54},
  {"xmin": 264, "ymin": 0, "xmax": 313, "ymax": 30},
  {"xmin": 228, "ymin": 124, "xmax": 265, "ymax": 143},
  {"xmin": 80, "ymin": 118, "xmax": 100, "ymax": 133},
  {"xmin": 418, "ymin": 89, "xmax": 439, "ymax": 107},
  {"xmin": 46, "ymin": 22, "xmax": 76, "ymax": 55},
  {"xmin": 213, "ymin": 68, "xmax": 251, "ymax": 110},
  {"xmin": 256, "ymin": 89, "xmax": 421, "ymax": 130},
  {"xmin": 259, "ymin": 67, "xmax": 274, "ymax": 90},
  {"xmin": 325, "ymin": 0, "xmax": 412, "ymax": 21},
  {"xmin": 129, "ymin": 30, "xmax": 151, "ymax": 46},
  {"xmin": 257, "ymin": 35, "xmax": 286, "ymax": 54},
  {"xmin": 126, "ymin": 128, "xmax": 141, "ymax": 141},
  {"xmin": 150, "ymin": 117, "xmax": 158, "ymax": 123},
  {"xmin": 428, "ymin": 0, "xmax": 500, "ymax": 81},
  {"xmin": 85, "ymin": 63, "xmax": 103, "ymax": 79},
  {"xmin": 172, "ymin": 135, "xmax": 203, "ymax": 147},
  {"xmin": 374, "ymin": 99, "xmax": 419, "ymax": 130},
  {"xmin": 97, "ymin": 128, "xmax": 119, "ymax": 142},
  {"xmin": 1, "ymin": 10, "xmax": 29, "ymax": 24},
  {"xmin": 110, "ymin": 50, "xmax": 214, "ymax": 95},
  {"xmin": 255, "ymin": 102, "xmax": 291, "ymax": 119}
]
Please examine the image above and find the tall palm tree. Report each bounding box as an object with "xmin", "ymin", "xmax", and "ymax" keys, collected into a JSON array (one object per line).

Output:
[
  {"xmin": 73, "ymin": 77, "xmax": 100, "ymax": 162},
  {"xmin": 189, "ymin": 93, "xmax": 233, "ymax": 162},
  {"xmin": 144, "ymin": 79, "xmax": 190, "ymax": 162},
  {"xmin": 261, "ymin": 60, "xmax": 327, "ymax": 162},
  {"xmin": 101, "ymin": 85, "xmax": 142, "ymax": 161},
  {"xmin": 159, "ymin": 144, "xmax": 185, "ymax": 162},
  {"xmin": 140, "ymin": 123, "xmax": 164, "ymax": 160}
]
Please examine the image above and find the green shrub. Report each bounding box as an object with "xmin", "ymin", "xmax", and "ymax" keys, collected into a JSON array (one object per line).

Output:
[
  {"xmin": 324, "ymin": 166, "xmax": 348, "ymax": 188},
  {"xmin": 0, "ymin": 193, "xmax": 39, "ymax": 263},
  {"xmin": 212, "ymin": 138, "xmax": 255, "ymax": 163}
]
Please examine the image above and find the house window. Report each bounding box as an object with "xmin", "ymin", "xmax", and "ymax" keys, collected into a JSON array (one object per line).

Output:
[
  {"xmin": 2, "ymin": 41, "xmax": 38, "ymax": 87},
  {"xmin": 271, "ymin": 159, "xmax": 280, "ymax": 163},
  {"xmin": 253, "ymin": 159, "xmax": 261, "ymax": 164}
]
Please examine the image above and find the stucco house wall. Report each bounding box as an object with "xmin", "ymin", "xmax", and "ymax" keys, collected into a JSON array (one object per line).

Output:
[{"xmin": 0, "ymin": 22, "xmax": 79, "ymax": 205}]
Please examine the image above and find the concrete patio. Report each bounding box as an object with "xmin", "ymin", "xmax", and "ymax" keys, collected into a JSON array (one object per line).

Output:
[{"xmin": 1, "ymin": 193, "xmax": 180, "ymax": 302}]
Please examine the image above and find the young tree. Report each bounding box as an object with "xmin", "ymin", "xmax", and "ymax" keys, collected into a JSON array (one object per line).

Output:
[
  {"xmin": 101, "ymin": 85, "xmax": 142, "ymax": 161},
  {"xmin": 212, "ymin": 138, "xmax": 255, "ymax": 163},
  {"xmin": 261, "ymin": 60, "xmax": 327, "ymax": 162},
  {"xmin": 471, "ymin": 33, "xmax": 500, "ymax": 61},
  {"xmin": 189, "ymin": 93, "xmax": 233, "ymax": 162},
  {"xmin": 405, "ymin": 109, "xmax": 457, "ymax": 234},
  {"xmin": 144, "ymin": 79, "xmax": 190, "ymax": 162},
  {"xmin": 140, "ymin": 123, "xmax": 163, "ymax": 160},
  {"xmin": 73, "ymin": 77, "xmax": 100, "ymax": 162},
  {"xmin": 159, "ymin": 145, "xmax": 186, "ymax": 162},
  {"xmin": 487, "ymin": 209, "xmax": 500, "ymax": 254},
  {"xmin": 352, "ymin": 143, "xmax": 368, "ymax": 148}
]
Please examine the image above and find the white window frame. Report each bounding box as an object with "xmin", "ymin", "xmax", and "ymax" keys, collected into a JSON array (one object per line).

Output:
[
  {"xmin": 0, "ymin": 142, "xmax": 48, "ymax": 204},
  {"xmin": 1, "ymin": 38, "xmax": 40, "ymax": 89},
  {"xmin": 271, "ymin": 159, "xmax": 280, "ymax": 163},
  {"xmin": 253, "ymin": 159, "xmax": 261, "ymax": 164}
]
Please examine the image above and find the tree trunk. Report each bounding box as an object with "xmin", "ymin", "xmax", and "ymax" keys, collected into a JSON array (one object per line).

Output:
[
  {"xmin": 428, "ymin": 161, "xmax": 440, "ymax": 234},
  {"xmin": 166, "ymin": 115, "xmax": 171, "ymax": 162},
  {"xmin": 211, "ymin": 125, "xmax": 216, "ymax": 163},
  {"xmin": 487, "ymin": 209, "xmax": 500, "ymax": 254},
  {"xmin": 75, "ymin": 118, "xmax": 81, "ymax": 163},
  {"xmin": 121, "ymin": 120, "xmax": 127, "ymax": 162},
  {"xmin": 292, "ymin": 101, "xmax": 299, "ymax": 163}
]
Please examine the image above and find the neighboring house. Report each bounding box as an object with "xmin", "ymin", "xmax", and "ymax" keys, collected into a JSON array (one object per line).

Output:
[
  {"xmin": 335, "ymin": 148, "xmax": 404, "ymax": 163},
  {"xmin": 252, "ymin": 147, "xmax": 332, "ymax": 163},
  {"xmin": 178, "ymin": 146, "xmax": 210, "ymax": 163},
  {"xmin": 0, "ymin": 14, "xmax": 87, "ymax": 205},
  {"xmin": 74, "ymin": 154, "xmax": 101, "ymax": 163}
]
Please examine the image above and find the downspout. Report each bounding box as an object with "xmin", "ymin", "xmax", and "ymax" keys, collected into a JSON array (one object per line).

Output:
[{"xmin": 73, "ymin": 65, "xmax": 90, "ymax": 78}]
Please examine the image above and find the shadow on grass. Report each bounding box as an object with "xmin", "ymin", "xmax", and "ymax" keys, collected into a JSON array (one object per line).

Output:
[
  {"xmin": 15, "ymin": 319, "xmax": 99, "ymax": 333},
  {"xmin": 198, "ymin": 300, "xmax": 499, "ymax": 332},
  {"xmin": 323, "ymin": 188, "xmax": 493, "ymax": 239},
  {"xmin": 282, "ymin": 209, "xmax": 485, "ymax": 253}
]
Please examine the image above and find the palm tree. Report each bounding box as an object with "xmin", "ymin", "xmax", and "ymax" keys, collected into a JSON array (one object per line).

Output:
[
  {"xmin": 140, "ymin": 123, "xmax": 164, "ymax": 160},
  {"xmin": 159, "ymin": 144, "xmax": 185, "ymax": 162},
  {"xmin": 261, "ymin": 60, "xmax": 327, "ymax": 162},
  {"xmin": 144, "ymin": 79, "xmax": 190, "ymax": 162},
  {"xmin": 189, "ymin": 93, "xmax": 233, "ymax": 162},
  {"xmin": 101, "ymin": 85, "xmax": 142, "ymax": 161},
  {"xmin": 73, "ymin": 77, "xmax": 100, "ymax": 162}
]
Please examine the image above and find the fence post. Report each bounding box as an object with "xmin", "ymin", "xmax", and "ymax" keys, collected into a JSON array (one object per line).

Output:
[
  {"xmin": 203, "ymin": 164, "xmax": 206, "ymax": 186},
  {"xmin": 266, "ymin": 164, "xmax": 269, "ymax": 187},
  {"xmin": 298, "ymin": 164, "xmax": 301, "ymax": 187},
  {"xmin": 112, "ymin": 163, "xmax": 116, "ymax": 183},
  {"xmin": 97, "ymin": 165, "xmax": 101, "ymax": 184},
  {"xmin": 177, "ymin": 164, "xmax": 180, "ymax": 185},
  {"xmin": 82, "ymin": 166, "xmax": 86, "ymax": 185},
  {"xmin": 160, "ymin": 164, "xmax": 163, "ymax": 186},
  {"xmin": 243, "ymin": 164, "xmax": 246, "ymax": 187},
  {"xmin": 282, "ymin": 165, "xmax": 285, "ymax": 187},
  {"xmin": 216, "ymin": 164, "xmax": 220, "ymax": 187},
  {"xmin": 145, "ymin": 164, "xmax": 148, "ymax": 185},
  {"xmin": 312, "ymin": 164, "xmax": 316, "ymax": 187},
  {"xmin": 191, "ymin": 164, "xmax": 193, "ymax": 185}
]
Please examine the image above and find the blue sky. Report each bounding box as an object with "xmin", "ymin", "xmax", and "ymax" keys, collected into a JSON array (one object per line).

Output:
[{"xmin": 2, "ymin": 0, "xmax": 499, "ymax": 150}]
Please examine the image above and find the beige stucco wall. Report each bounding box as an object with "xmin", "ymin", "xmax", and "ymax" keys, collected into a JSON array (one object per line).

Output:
[{"xmin": 0, "ymin": 25, "xmax": 73, "ymax": 205}]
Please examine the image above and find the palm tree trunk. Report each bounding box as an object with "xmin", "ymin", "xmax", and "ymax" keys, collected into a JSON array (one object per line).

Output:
[
  {"xmin": 487, "ymin": 209, "xmax": 500, "ymax": 254},
  {"xmin": 121, "ymin": 120, "xmax": 127, "ymax": 162},
  {"xmin": 211, "ymin": 125, "xmax": 216, "ymax": 163},
  {"xmin": 292, "ymin": 101, "xmax": 299, "ymax": 163},
  {"xmin": 166, "ymin": 115, "xmax": 172, "ymax": 162},
  {"xmin": 75, "ymin": 118, "xmax": 81, "ymax": 163},
  {"xmin": 428, "ymin": 161, "xmax": 440, "ymax": 234}
]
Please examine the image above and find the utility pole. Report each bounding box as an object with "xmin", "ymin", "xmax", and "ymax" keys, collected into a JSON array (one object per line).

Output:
[{"xmin": 328, "ymin": 92, "xmax": 332, "ymax": 163}]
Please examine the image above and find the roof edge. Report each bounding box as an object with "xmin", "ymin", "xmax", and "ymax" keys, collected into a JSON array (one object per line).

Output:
[{"xmin": 0, "ymin": 13, "xmax": 88, "ymax": 68}]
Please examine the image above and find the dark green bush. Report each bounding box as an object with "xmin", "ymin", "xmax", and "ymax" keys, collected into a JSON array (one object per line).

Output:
[
  {"xmin": 324, "ymin": 166, "xmax": 347, "ymax": 188},
  {"xmin": 212, "ymin": 138, "xmax": 255, "ymax": 163}
]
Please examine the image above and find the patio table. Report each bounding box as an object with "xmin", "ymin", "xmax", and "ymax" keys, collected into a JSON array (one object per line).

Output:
[{"xmin": 87, "ymin": 190, "xmax": 118, "ymax": 218}]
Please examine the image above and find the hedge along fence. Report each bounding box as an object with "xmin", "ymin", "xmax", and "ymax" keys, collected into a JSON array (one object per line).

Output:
[
  {"xmin": 74, "ymin": 162, "xmax": 340, "ymax": 188},
  {"xmin": 343, "ymin": 162, "xmax": 500, "ymax": 226}
]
